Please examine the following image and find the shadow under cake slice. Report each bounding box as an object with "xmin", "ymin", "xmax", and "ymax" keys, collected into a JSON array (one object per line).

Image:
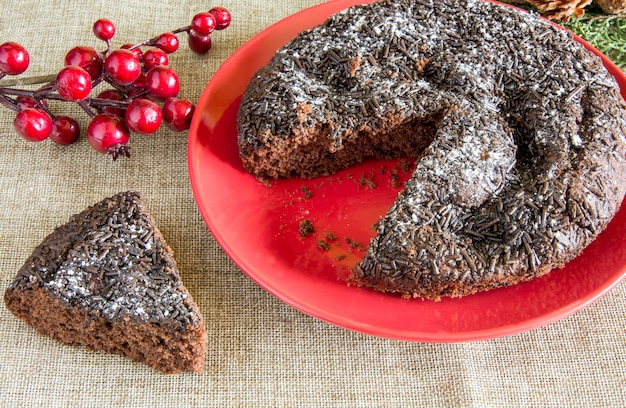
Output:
[{"xmin": 4, "ymin": 191, "xmax": 206, "ymax": 374}]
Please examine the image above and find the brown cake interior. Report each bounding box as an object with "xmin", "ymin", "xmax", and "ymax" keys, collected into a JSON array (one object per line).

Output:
[
  {"xmin": 240, "ymin": 111, "xmax": 443, "ymax": 179},
  {"xmin": 5, "ymin": 287, "xmax": 206, "ymax": 373}
]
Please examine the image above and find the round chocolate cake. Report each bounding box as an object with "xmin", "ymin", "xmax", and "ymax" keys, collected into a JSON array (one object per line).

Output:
[{"xmin": 237, "ymin": 0, "xmax": 626, "ymax": 299}]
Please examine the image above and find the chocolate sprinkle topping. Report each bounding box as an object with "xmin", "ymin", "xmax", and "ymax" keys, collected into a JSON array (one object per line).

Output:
[
  {"xmin": 6, "ymin": 191, "xmax": 201, "ymax": 330},
  {"xmin": 238, "ymin": 0, "xmax": 626, "ymax": 299}
]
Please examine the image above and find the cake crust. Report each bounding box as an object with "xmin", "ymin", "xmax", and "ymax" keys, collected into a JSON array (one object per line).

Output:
[{"xmin": 237, "ymin": 0, "xmax": 626, "ymax": 299}]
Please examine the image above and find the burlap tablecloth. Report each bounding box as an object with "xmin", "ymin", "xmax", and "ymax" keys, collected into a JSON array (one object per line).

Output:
[{"xmin": 0, "ymin": 1, "xmax": 624, "ymax": 406}]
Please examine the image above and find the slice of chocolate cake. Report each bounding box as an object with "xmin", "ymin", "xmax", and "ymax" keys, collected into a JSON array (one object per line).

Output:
[{"xmin": 4, "ymin": 191, "xmax": 206, "ymax": 374}]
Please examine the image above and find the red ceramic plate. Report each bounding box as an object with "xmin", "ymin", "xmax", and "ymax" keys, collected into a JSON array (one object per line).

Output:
[{"xmin": 188, "ymin": 0, "xmax": 626, "ymax": 341}]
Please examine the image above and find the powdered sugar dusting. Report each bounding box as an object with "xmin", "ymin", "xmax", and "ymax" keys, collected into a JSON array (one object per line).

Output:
[
  {"xmin": 9, "ymin": 192, "xmax": 200, "ymax": 329},
  {"xmin": 238, "ymin": 0, "xmax": 626, "ymax": 298}
]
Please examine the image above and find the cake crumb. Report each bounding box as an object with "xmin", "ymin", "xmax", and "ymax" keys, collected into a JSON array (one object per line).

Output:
[
  {"xmin": 301, "ymin": 185, "xmax": 313, "ymax": 198},
  {"xmin": 399, "ymin": 159, "xmax": 413, "ymax": 173},
  {"xmin": 317, "ymin": 240, "xmax": 331, "ymax": 251},
  {"xmin": 415, "ymin": 58, "xmax": 432, "ymax": 74},
  {"xmin": 298, "ymin": 219, "xmax": 315, "ymax": 237},
  {"xmin": 390, "ymin": 172, "xmax": 402, "ymax": 188},
  {"xmin": 350, "ymin": 240, "xmax": 366, "ymax": 251},
  {"xmin": 296, "ymin": 102, "xmax": 313, "ymax": 124},
  {"xmin": 259, "ymin": 177, "xmax": 273, "ymax": 188},
  {"xmin": 348, "ymin": 55, "xmax": 361, "ymax": 77},
  {"xmin": 357, "ymin": 172, "xmax": 377, "ymax": 190}
]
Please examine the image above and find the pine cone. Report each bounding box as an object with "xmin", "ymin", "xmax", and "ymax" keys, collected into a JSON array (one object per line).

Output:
[
  {"xmin": 526, "ymin": 0, "xmax": 593, "ymax": 20},
  {"xmin": 596, "ymin": 0, "xmax": 626, "ymax": 14}
]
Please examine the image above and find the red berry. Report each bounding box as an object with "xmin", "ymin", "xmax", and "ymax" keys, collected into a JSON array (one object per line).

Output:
[
  {"xmin": 95, "ymin": 89, "xmax": 126, "ymax": 117},
  {"xmin": 56, "ymin": 65, "xmax": 93, "ymax": 101},
  {"xmin": 15, "ymin": 96, "xmax": 47, "ymax": 110},
  {"xmin": 132, "ymin": 71, "xmax": 147, "ymax": 90},
  {"xmin": 142, "ymin": 48, "xmax": 168, "ymax": 70},
  {"xmin": 191, "ymin": 12, "xmax": 216, "ymax": 35},
  {"xmin": 145, "ymin": 66, "xmax": 180, "ymax": 100},
  {"xmin": 209, "ymin": 7, "xmax": 231, "ymax": 30},
  {"xmin": 154, "ymin": 33, "xmax": 179, "ymax": 53},
  {"xmin": 162, "ymin": 97, "xmax": 195, "ymax": 131},
  {"xmin": 125, "ymin": 98, "xmax": 162, "ymax": 134},
  {"xmin": 104, "ymin": 49, "xmax": 141, "ymax": 85},
  {"xmin": 187, "ymin": 31, "xmax": 212, "ymax": 54},
  {"xmin": 121, "ymin": 44, "xmax": 143, "ymax": 61},
  {"xmin": 93, "ymin": 19, "xmax": 116, "ymax": 41},
  {"xmin": 87, "ymin": 114, "xmax": 130, "ymax": 159},
  {"xmin": 50, "ymin": 116, "xmax": 80, "ymax": 145},
  {"xmin": 65, "ymin": 46, "xmax": 103, "ymax": 80},
  {"xmin": 13, "ymin": 109, "xmax": 53, "ymax": 142},
  {"xmin": 0, "ymin": 42, "xmax": 30, "ymax": 75}
]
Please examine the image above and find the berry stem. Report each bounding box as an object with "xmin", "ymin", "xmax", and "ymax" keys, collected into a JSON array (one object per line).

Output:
[
  {"xmin": 90, "ymin": 75, "xmax": 106, "ymax": 89},
  {"xmin": 36, "ymin": 80, "xmax": 58, "ymax": 93},
  {"xmin": 0, "ymin": 94, "xmax": 19, "ymax": 112},
  {"xmin": 125, "ymin": 40, "xmax": 150, "ymax": 50},
  {"xmin": 127, "ymin": 25, "xmax": 192, "ymax": 50},
  {"xmin": 78, "ymin": 99, "xmax": 97, "ymax": 118},
  {"xmin": 34, "ymin": 98, "xmax": 49, "ymax": 112},
  {"xmin": 85, "ymin": 96, "xmax": 132, "ymax": 109},
  {"xmin": 0, "ymin": 88, "xmax": 55, "ymax": 116},
  {"xmin": 29, "ymin": 74, "xmax": 59, "ymax": 93},
  {"xmin": 0, "ymin": 74, "xmax": 57, "ymax": 87},
  {"xmin": 171, "ymin": 26, "xmax": 192, "ymax": 34},
  {"xmin": 0, "ymin": 72, "xmax": 107, "ymax": 105},
  {"xmin": 104, "ymin": 80, "xmax": 140, "ymax": 98},
  {"xmin": 0, "ymin": 86, "xmax": 62, "ymax": 103}
]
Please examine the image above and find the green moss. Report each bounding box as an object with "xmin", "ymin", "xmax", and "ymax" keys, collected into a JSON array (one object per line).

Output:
[{"xmin": 563, "ymin": 14, "xmax": 626, "ymax": 71}]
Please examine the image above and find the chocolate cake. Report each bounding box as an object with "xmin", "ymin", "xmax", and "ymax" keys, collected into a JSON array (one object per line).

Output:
[
  {"xmin": 237, "ymin": 0, "xmax": 626, "ymax": 299},
  {"xmin": 4, "ymin": 192, "xmax": 206, "ymax": 373}
]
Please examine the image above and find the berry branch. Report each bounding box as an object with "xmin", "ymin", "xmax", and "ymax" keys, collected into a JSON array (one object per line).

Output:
[{"xmin": 0, "ymin": 7, "xmax": 231, "ymax": 158}]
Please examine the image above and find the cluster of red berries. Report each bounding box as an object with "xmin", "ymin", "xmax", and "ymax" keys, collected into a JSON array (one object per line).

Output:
[{"xmin": 0, "ymin": 7, "xmax": 231, "ymax": 159}]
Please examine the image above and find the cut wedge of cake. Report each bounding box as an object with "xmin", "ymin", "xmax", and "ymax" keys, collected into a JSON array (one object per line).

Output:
[{"xmin": 4, "ymin": 191, "xmax": 206, "ymax": 374}]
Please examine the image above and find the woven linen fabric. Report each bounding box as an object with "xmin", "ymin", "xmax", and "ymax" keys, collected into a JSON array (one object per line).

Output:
[{"xmin": 0, "ymin": 0, "xmax": 624, "ymax": 406}]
